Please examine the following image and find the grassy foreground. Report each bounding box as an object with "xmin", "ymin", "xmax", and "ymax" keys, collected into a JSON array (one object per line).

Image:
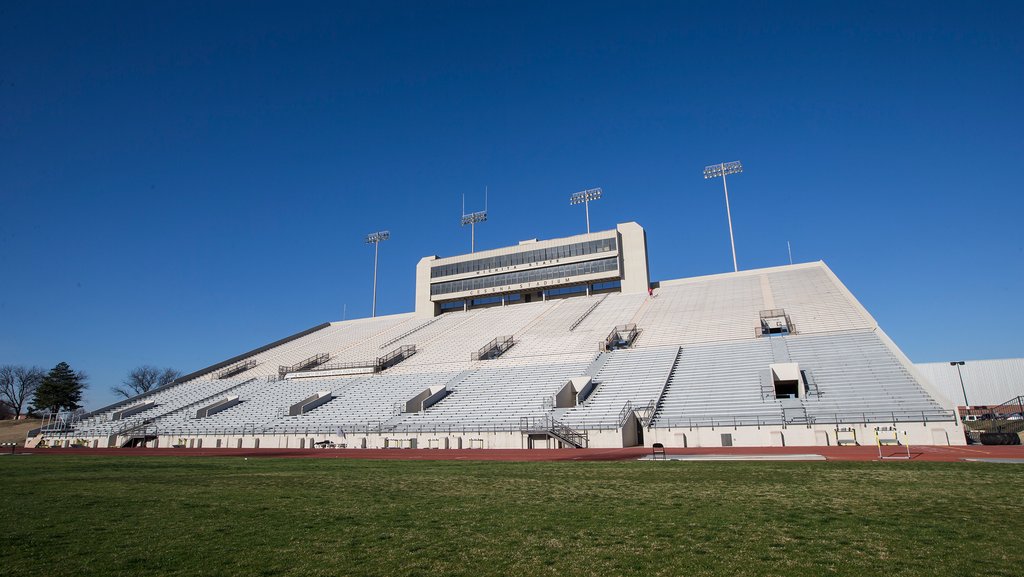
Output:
[{"xmin": 0, "ymin": 456, "xmax": 1021, "ymax": 577}]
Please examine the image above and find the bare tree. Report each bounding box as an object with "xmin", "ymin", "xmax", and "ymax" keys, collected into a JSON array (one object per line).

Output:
[
  {"xmin": 0, "ymin": 366, "xmax": 10, "ymax": 415},
  {"xmin": 112, "ymin": 365, "xmax": 182, "ymax": 399},
  {"xmin": 0, "ymin": 365, "xmax": 45, "ymax": 418}
]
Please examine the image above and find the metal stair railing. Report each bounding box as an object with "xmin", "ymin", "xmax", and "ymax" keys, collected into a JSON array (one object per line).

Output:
[
  {"xmin": 519, "ymin": 416, "xmax": 588, "ymax": 448},
  {"xmin": 569, "ymin": 294, "xmax": 608, "ymax": 332},
  {"xmin": 601, "ymin": 324, "xmax": 640, "ymax": 351},
  {"xmin": 377, "ymin": 345, "xmax": 416, "ymax": 371},
  {"xmin": 637, "ymin": 399, "xmax": 657, "ymax": 427},
  {"xmin": 472, "ymin": 336, "xmax": 515, "ymax": 361},
  {"xmin": 617, "ymin": 401, "xmax": 634, "ymax": 428},
  {"xmin": 112, "ymin": 417, "xmax": 156, "ymax": 439},
  {"xmin": 549, "ymin": 421, "xmax": 589, "ymax": 449},
  {"xmin": 649, "ymin": 347, "xmax": 684, "ymax": 426},
  {"xmin": 783, "ymin": 405, "xmax": 814, "ymax": 425},
  {"xmin": 37, "ymin": 410, "xmax": 84, "ymax": 434},
  {"xmin": 278, "ymin": 353, "xmax": 330, "ymax": 380},
  {"xmin": 298, "ymin": 359, "xmax": 378, "ymax": 374},
  {"xmin": 802, "ymin": 370, "xmax": 820, "ymax": 398},
  {"xmin": 216, "ymin": 359, "xmax": 257, "ymax": 379},
  {"xmin": 379, "ymin": 317, "xmax": 440, "ymax": 349},
  {"xmin": 757, "ymin": 309, "xmax": 796, "ymax": 337}
]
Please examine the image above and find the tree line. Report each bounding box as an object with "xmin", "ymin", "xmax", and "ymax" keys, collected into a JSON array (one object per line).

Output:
[{"xmin": 0, "ymin": 363, "xmax": 181, "ymax": 419}]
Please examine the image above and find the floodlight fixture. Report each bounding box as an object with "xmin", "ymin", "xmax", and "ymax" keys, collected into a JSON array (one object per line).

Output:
[
  {"xmin": 569, "ymin": 187, "xmax": 603, "ymax": 233},
  {"xmin": 365, "ymin": 231, "xmax": 390, "ymax": 244},
  {"xmin": 461, "ymin": 189, "xmax": 489, "ymax": 253},
  {"xmin": 460, "ymin": 211, "xmax": 488, "ymax": 226},
  {"xmin": 703, "ymin": 160, "xmax": 743, "ymax": 272},
  {"xmin": 365, "ymin": 230, "xmax": 390, "ymax": 317},
  {"xmin": 703, "ymin": 161, "xmax": 743, "ymax": 179}
]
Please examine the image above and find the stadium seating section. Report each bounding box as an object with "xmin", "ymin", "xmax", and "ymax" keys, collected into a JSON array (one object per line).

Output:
[{"xmin": 62, "ymin": 262, "xmax": 955, "ymax": 445}]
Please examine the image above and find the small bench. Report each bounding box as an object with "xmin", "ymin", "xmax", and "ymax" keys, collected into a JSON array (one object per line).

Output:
[{"xmin": 1, "ymin": 442, "xmax": 17, "ymax": 454}]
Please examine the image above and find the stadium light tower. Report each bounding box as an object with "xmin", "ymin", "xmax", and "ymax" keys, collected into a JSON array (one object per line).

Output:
[
  {"xmin": 461, "ymin": 188, "xmax": 488, "ymax": 253},
  {"xmin": 365, "ymin": 230, "xmax": 390, "ymax": 317},
  {"xmin": 569, "ymin": 187, "xmax": 602, "ymax": 234},
  {"xmin": 704, "ymin": 160, "xmax": 743, "ymax": 272},
  {"xmin": 950, "ymin": 361, "xmax": 969, "ymax": 408}
]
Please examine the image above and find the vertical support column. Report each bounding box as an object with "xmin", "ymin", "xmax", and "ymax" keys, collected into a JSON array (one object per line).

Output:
[
  {"xmin": 371, "ymin": 240, "xmax": 380, "ymax": 317},
  {"xmin": 721, "ymin": 164, "xmax": 738, "ymax": 273},
  {"xmin": 616, "ymin": 222, "xmax": 651, "ymax": 294}
]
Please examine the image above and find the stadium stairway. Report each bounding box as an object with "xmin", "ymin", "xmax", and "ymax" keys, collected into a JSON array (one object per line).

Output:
[
  {"xmin": 649, "ymin": 347, "xmax": 684, "ymax": 425},
  {"xmin": 559, "ymin": 346, "xmax": 679, "ymax": 429}
]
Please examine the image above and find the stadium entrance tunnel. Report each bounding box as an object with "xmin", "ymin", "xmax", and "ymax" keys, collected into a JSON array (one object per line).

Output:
[
  {"xmin": 770, "ymin": 362, "xmax": 804, "ymax": 399},
  {"xmin": 621, "ymin": 416, "xmax": 644, "ymax": 448},
  {"xmin": 121, "ymin": 436, "xmax": 157, "ymax": 448},
  {"xmin": 774, "ymin": 380, "xmax": 800, "ymax": 399}
]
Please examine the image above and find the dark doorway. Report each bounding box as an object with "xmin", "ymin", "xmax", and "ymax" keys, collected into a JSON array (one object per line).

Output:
[{"xmin": 774, "ymin": 380, "xmax": 800, "ymax": 399}]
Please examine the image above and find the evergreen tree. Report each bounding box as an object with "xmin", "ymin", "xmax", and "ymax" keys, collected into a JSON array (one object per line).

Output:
[{"xmin": 32, "ymin": 362, "xmax": 87, "ymax": 414}]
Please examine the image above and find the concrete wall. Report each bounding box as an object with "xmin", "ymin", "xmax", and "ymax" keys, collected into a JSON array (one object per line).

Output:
[
  {"xmin": 645, "ymin": 420, "xmax": 963, "ymax": 448},
  {"xmin": 415, "ymin": 256, "xmax": 439, "ymax": 317},
  {"xmin": 616, "ymin": 222, "xmax": 650, "ymax": 294},
  {"xmin": 42, "ymin": 416, "xmax": 963, "ymax": 452}
]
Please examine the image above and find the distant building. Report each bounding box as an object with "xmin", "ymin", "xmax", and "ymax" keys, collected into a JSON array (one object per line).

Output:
[{"xmin": 915, "ymin": 359, "xmax": 1024, "ymax": 407}]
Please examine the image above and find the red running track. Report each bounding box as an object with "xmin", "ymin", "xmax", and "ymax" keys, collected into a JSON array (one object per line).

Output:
[{"xmin": 8, "ymin": 445, "xmax": 1024, "ymax": 462}]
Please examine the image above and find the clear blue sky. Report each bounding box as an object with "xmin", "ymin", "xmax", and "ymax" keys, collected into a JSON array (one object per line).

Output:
[{"xmin": 2, "ymin": 1, "xmax": 1021, "ymax": 410}]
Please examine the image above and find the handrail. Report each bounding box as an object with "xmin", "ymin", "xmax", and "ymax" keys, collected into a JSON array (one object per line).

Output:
[
  {"xmin": 278, "ymin": 353, "xmax": 330, "ymax": 379},
  {"xmin": 216, "ymin": 360, "xmax": 257, "ymax": 379},
  {"xmin": 518, "ymin": 415, "xmax": 588, "ymax": 448},
  {"xmin": 472, "ymin": 336, "xmax": 515, "ymax": 361},
  {"xmin": 569, "ymin": 294, "xmax": 608, "ymax": 332},
  {"xmin": 549, "ymin": 421, "xmax": 588, "ymax": 448},
  {"xmin": 638, "ymin": 399, "xmax": 657, "ymax": 427},
  {"xmin": 377, "ymin": 345, "xmax": 417, "ymax": 370},
  {"xmin": 299, "ymin": 360, "xmax": 378, "ymax": 373},
  {"xmin": 656, "ymin": 409, "xmax": 957, "ymax": 429},
  {"xmin": 379, "ymin": 318, "xmax": 439, "ymax": 349},
  {"xmin": 602, "ymin": 323, "xmax": 639, "ymax": 351},
  {"xmin": 758, "ymin": 309, "xmax": 795, "ymax": 337},
  {"xmin": 648, "ymin": 346, "xmax": 683, "ymax": 426},
  {"xmin": 617, "ymin": 400, "xmax": 634, "ymax": 427}
]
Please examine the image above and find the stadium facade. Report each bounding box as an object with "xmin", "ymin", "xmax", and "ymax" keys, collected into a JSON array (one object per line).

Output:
[{"xmin": 29, "ymin": 223, "xmax": 964, "ymax": 450}]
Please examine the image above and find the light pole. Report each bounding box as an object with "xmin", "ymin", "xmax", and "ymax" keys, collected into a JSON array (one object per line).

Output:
[
  {"xmin": 461, "ymin": 191, "xmax": 488, "ymax": 253},
  {"xmin": 950, "ymin": 361, "xmax": 969, "ymax": 408},
  {"xmin": 366, "ymin": 230, "xmax": 390, "ymax": 317},
  {"xmin": 569, "ymin": 187, "xmax": 603, "ymax": 234},
  {"xmin": 703, "ymin": 161, "xmax": 743, "ymax": 272}
]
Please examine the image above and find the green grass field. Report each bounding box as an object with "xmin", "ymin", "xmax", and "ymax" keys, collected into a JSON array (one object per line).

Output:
[{"xmin": 1, "ymin": 456, "xmax": 1021, "ymax": 577}]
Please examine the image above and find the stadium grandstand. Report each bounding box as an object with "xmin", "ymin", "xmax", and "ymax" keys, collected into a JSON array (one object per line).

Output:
[{"xmin": 27, "ymin": 222, "xmax": 963, "ymax": 450}]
